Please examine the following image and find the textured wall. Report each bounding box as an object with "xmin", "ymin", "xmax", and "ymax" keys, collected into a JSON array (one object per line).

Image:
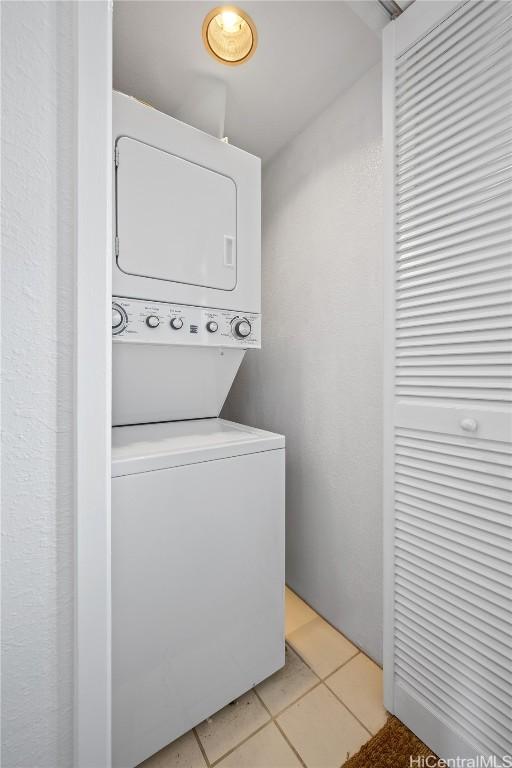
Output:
[
  {"xmin": 224, "ymin": 65, "xmax": 384, "ymax": 662},
  {"xmin": 1, "ymin": 3, "xmax": 75, "ymax": 765}
]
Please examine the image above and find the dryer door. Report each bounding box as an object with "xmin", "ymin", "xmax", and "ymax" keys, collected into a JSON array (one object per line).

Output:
[{"xmin": 116, "ymin": 137, "xmax": 237, "ymax": 290}]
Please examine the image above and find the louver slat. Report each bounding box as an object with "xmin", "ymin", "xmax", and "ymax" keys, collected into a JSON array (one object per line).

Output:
[
  {"xmin": 395, "ymin": 618, "xmax": 512, "ymax": 707},
  {"xmin": 397, "ymin": 14, "xmax": 512, "ymax": 110},
  {"xmin": 394, "ymin": 1, "xmax": 512, "ymax": 407},
  {"xmin": 398, "ymin": 97, "xmax": 512, "ymax": 169},
  {"xmin": 393, "ymin": 428, "xmax": 512, "ymax": 755},
  {"xmin": 396, "ymin": 2, "xmax": 498, "ymax": 79},
  {"xmin": 397, "ymin": 46, "xmax": 512, "ymax": 132},
  {"xmin": 398, "ymin": 76, "xmax": 512, "ymax": 154}
]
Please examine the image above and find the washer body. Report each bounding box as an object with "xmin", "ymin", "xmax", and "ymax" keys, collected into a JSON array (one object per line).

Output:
[{"xmin": 112, "ymin": 419, "xmax": 285, "ymax": 768}]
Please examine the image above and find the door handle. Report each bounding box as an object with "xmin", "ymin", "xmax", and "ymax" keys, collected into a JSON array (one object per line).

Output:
[
  {"xmin": 460, "ymin": 418, "xmax": 478, "ymax": 433},
  {"xmin": 224, "ymin": 236, "xmax": 235, "ymax": 267}
]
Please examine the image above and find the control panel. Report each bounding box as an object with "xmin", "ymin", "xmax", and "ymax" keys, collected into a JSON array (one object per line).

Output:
[{"xmin": 112, "ymin": 297, "xmax": 261, "ymax": 349}]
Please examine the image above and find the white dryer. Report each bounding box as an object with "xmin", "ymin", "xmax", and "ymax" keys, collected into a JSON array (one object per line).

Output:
[
  {"xmin": 112, "ymin": 92, "xmax": 261, "ymax": 425},
  {"xmin": 112, "ymin": 419, "xmax": 285, "ymax": 768},
  {"xmin": 113, "ymin": 90, "xmax": 260, "ymax": 313}
]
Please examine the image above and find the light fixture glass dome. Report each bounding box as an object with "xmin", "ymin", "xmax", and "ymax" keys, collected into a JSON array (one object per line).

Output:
[{"xmin": 202, "ymin": 6, "xmax": 258, "ymax": 66}]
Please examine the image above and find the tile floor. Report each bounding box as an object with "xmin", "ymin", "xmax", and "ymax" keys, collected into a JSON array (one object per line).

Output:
[{"xmin": 139, "ymin": 587, "xmax": 388, "ymax": 768}]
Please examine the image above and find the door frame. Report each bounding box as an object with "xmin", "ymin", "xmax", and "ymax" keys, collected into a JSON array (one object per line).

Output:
[{"xmin": 74, "ymin": 2, "xmax": 113, "ymax": 766}]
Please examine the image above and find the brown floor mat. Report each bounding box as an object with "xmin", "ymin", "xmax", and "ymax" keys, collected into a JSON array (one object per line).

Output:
[{"xmin": 343, "ymin": 715, "xmax": 438, "ymax": 767}]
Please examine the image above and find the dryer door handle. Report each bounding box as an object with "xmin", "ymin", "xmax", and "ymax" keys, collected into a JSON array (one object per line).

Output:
[{"xmin": 224, "ymin": 235, "xmax": 235, "ymax": 267}]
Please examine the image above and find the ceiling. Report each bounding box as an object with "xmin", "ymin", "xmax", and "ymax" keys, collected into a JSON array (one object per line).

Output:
[{"xmin": 113, "ymin": 1, "xmax": 383, "ymax": 163}]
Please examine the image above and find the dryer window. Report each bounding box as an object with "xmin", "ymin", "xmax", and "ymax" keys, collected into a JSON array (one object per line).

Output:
[{"xmin": 116, "ymin": 137, "xmax": 237, "ymax": 291}]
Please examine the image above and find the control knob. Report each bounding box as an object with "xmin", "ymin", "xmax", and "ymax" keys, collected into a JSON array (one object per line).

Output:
[
  {"xmin": 112, "ymin": 302, "xmax": 127, "ymax": 334},
  {"xmin": 146, "ymin": 315, "xmax": 160, "ymax": 328},
  {"xmin": 232, "ymin": 318, "xmax": 251, "ymax": 339},
  {"xmin": 206, "ymin": 321, "xmax": 218, "ymax": 333},
  {"xmin": 170, "ymin": 317, "xmax": 184, "ymax": 330}
]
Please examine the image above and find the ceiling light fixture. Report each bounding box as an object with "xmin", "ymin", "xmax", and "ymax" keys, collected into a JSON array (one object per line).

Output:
[{"xmin": 202, "ymin": 6, "xmax": 258, "ymax": 66}]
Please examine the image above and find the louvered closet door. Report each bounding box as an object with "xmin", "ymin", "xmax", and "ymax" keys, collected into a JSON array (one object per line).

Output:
[{"xmin": 383, "ymin": 1, "xmax": 512, "ymax": 761}]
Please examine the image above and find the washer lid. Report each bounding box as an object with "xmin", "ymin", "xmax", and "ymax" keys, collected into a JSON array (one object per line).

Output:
[{"xmin": 112, "ymin": 418, "xmax": 284, "ymax": 476}]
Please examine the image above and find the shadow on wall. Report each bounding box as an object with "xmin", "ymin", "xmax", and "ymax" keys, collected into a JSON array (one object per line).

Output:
[{"xmin": 223, "ymin": 64, "xmax": 384, "ymax": 664}]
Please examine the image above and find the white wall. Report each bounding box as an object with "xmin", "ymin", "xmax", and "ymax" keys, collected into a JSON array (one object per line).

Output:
[
  {"xmin": 2, "ymin": 3, "xmax": 75, "ymax": 765},
  {"xmin": 224, "ymin": 65, "xmax": 383, "ymax": 662}
]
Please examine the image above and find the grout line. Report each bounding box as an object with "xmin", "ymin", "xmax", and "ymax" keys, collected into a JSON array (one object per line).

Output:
[
  {"xmin": 264, "ymin": 677, "xmax": 324, "ymax": 720},
  {"xmin": 274, "ymin": 717, "xmax": 309, "ymax": 768},
  {"xmin": 284, "ymin": 590, "xmax": 387, "ymax": 739},
  {"xmin": 283, "ymin": 642, "xmax": 321, "ymax": 680},
  {"xmin": 164, "ymin": 598, "xmax": 378, "ymax": 767},
  {"xmin": 281, "ymin": 642, "xmax": 374, "ymax": 739},
  {"xmin": 286, "ymin": 585, "xmax": 383, "ymax": 670},
  {"xmin": 253, "ymin": 687, "xmax": 308, "ymax": 768},
  {"xmin": 195, "ymin": 673, "xmax": 373, "ymax": 768},
  {"xmin": 285, "ymin": 638, "xmax": 360, "ymax": 684},
  {"xmin": 193, "ymin": 727, "xmax": 212, "ymax": 768},
  {"xmin": 320, "ymin": 650, "xmax": 361, "ymax": 681},
  {"xmin": 323, "ymin": 684, "xmax": 374, "ymax": 738},
  {"xmin": 209, "ymin": 720, "xmax": 271, "ymax": 767},
  {"xmin": 283, "ymin": 640, "xmax": 315, "ymax": 670}
]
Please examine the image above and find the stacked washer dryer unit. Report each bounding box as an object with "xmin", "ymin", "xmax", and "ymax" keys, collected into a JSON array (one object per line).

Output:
[{"xmin": 111, "ymin": 91, "xmax": 285, "ymax": 768}]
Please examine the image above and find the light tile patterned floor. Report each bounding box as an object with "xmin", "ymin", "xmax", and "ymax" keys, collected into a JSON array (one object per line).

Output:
[{"xmin": 138, "ymin": 587, "xmax": 387, "ymax": 768}]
